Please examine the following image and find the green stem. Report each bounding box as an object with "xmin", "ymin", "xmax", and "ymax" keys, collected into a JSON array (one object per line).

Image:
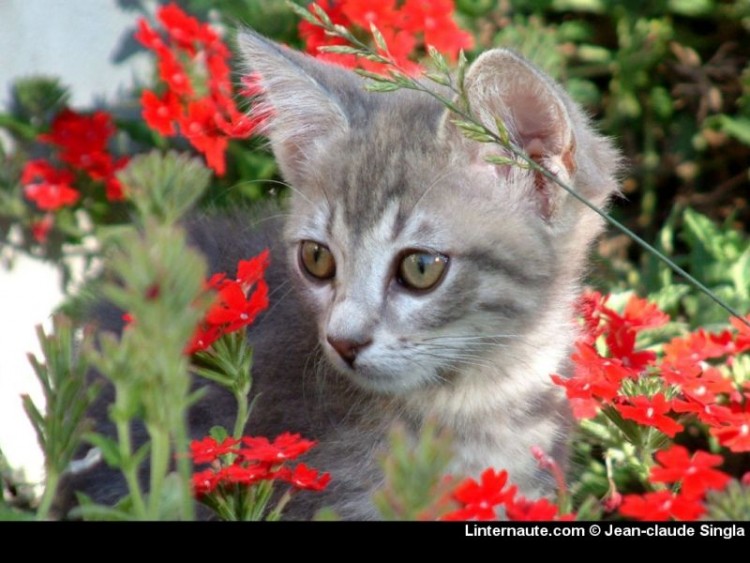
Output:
[
  {"xmin": 35, "ymin": 470, "xmax": 59, "ymax": 521},
  {"xmin": 0, "ymin": 113, "xmax": 38, "ymax": 140},
  {"xmin": 147, "ymin": 425, "xmax": 169, "ymax": 519},
  {"xmin": 172, "ymin": 414, "xmax": 196, "ymax": 521},
  {"xmin": 232, "ymin": 388, "xmax": 250, "ymax": 440},
  {"xmin": 115, "ymin": 416, "xmax": 147, "ymax": 519},
  {"xmin": 266, "ymin": 488, "xmax": 293, "ymax": 521}
]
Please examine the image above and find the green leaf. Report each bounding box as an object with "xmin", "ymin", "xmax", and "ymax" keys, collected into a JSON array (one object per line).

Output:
[
  {"xmin": 713, "ymin": 115, "xmax": 750, "ymax": 146},
  {"xmin": 485, "ymin": 155, "xmax": 518, "ymax": 167},
  {"xmin": 365, "ymin": 82, "xmax": 402, "ymax": 93},
  {"xmin": 704, "ymin": 480, "xmax": 750, "ymax": 520},
  {"xmin": 84, "ymin": 433, "xmax": 122, "ymax": 468},
  {"xmin": 423, "ymin": 72, "xmax": 451, "ymax": 86},
  {"xmin": 451, "ymin": 119, "xmax": 495, "ymax": 143},
  {"xmin": 153, "ymin": 473, "xmax": 185, "ymax": 520},
  {"xmin": 209, "ymin": 425, "xmax": 230, "ymax": 443},
  {"xmin": 317, "ymin": 45, "xmax": 363, "ymax": 56},
  {"xmin": 370, "ymin": 23, "xmax": 388, "ymax": 54},
  {"xmin": 730, "ymin": 247, "xmax": 750, "ymax": 301},
  {"xmin": 117, "ymin": 151, "xmax": 211, "ymax": 226},
  {"xmin": 72, "ymin": 493, "xmax": 134, "ymax": 521},
  {"xmin": 354, "ymin": 69, "xmax": 397, "ymax": 83},
  {"xmin": 285, "ymin": 0, "xmax": 320, "ymax": 26},
  {"xmin": 494, "ymin": 116, "xmax": 511, "ymax": 146},
  {"xmin": 310, "ymin": 2, "xmax": 333, "ymax": 27},
  {"xmin": 427, "ymin": 45, "xmax": 450, "ymax": 75},
  {"xmin": 456, "ymin": 50, "xmax": 468, "ymax": 96}
]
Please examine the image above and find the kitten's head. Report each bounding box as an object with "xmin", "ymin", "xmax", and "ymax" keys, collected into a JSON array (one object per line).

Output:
[{"xmin": 240, "ymin": 31, "xmax": 619, "ymax": 395}]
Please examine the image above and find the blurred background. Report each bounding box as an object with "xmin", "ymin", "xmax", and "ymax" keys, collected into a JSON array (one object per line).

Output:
[{"xmin": 0, "ymin": 0, "xmax": 153, "ymax": 488}]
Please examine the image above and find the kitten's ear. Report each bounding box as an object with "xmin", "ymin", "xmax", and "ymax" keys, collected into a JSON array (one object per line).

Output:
[
  {"xmin": 238, "ymin": 30, "xmax": 352, "ymax": 185},
  {"xmin": 444, "ymin": 49, "xmax": 578, "ymax": 219}
]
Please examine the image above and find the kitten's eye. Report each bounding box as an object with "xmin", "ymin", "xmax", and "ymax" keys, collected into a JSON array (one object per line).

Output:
[
  {"xmin": 300, "ymin": 240, "xmax": 336, "ymax": 280},
  {"xmin": 398, "ymin": 251, "xmax": 448, "ymax": 291}
]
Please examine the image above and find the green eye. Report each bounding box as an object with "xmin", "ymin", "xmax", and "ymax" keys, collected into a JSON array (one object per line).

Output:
[
  {"xmin": 300, "ymin": 240, "xmax": 336, "ymax": 280},
  {"xmin": 398, "ymin": 251, "xmax": 448, "ymax": 291}
]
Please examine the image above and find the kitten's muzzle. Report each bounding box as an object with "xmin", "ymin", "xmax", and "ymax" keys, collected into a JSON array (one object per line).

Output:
[{"xmin": 326, "ymin": 335, "xmax": 372, "ymax": 368}]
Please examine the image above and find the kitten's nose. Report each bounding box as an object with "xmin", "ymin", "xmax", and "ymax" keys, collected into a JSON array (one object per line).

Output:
[{"xmin": 327, "ymin": 336, "xmax": 372, "ymax": 367}]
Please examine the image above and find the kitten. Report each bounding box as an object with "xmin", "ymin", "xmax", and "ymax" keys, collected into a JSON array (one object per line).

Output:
[{"xmin": 59, "ymin": 30, "xmax": 620, "ymax": 520}]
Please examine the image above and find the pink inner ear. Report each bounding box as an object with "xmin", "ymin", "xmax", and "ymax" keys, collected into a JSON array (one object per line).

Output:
[{"xmin": 524, "ymin": 138, "xmax": 546, "ymax": 159}]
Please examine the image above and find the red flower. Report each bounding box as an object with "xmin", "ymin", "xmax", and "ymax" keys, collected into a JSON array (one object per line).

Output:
[
  {"xmin": 730, "ymin": 315, "xmax": 750, "ymax": 352},
  {"xmin": 567, "ymin": 397, "xmax": 601, "ymax": 419},
  {"xmin": 190, "ymin": 436, "xmax": 239, "ymax": 464},
  {"xmin": 40, "ymin": 109, "xmax": 115, "ymax": 171},
  {"xmin": 187, "ymin": 250, "xmax": 270, "ymax": 355},
  {"xmin": 341, "ymin": 0, "xmax": 399, "ymax": 28},
  {"xmin": 213, "ymin": 102, "xmax": 265, "ymax": 140},
  {"xmin": 179, "ymin": 100, "xmax": 227, "ymax": 175},
  {"xmin": 217, "ymin": 463, "xmax": 270, "ymax": 486},
  {"xmin": 185, "ymin": 324, "xmax": 221, "ymax": 355},
  {"xmin": 619, "ymin": 491, "xmax": 705, "ymax": 521},
  {"xmin": 240, "ymin": 432, "xmax": 317, "ymax": 464},
  {"xmin": 551, "ymin": 342, "xmax": 630, "ymax": 415},
  {"xmin": 620, "ymin": 295, "xmax": 670, "ymax": 331},
  {"xmin": 157, "ymin": 3, "xmax": 204, "ymax": 53},
  {"xmin": 277, "ymin": 463, "xmax": 331, "ymax": 491},
  {"xmin": 442, "ymin": 468, "xmax": 517, "ymax": 521},
  {"xmin": 505, "ymin": 495, "xmax": 573, "ymax": 521},
  {"xmin": 30, "ymin": 214, "xmax": 54, "ymax": 244},
  {"xmin": 237, "ymin": 249, "xmax": 271, "ymax": 287},
  {"xmin": 710, "ymin": 413, "xmax": 750, "ymax": 453},
  {"xmin": 299, "ymin": 0, "xmax": 353, "ymax": 63},
  {"xmin": 105, "ymin": 176, "xmax": 126, "ymax": 202},
  {"xmin": 192, "ymin": 468, "xmax": 220, "ymax": 497},
  {"xmin": 661, "ymin": 362, "xmax": 735, "ymax": 404},
  {"xmin": 24, "ymin": 179, "xmax": 80, "ymax": 211},
  {"xmin": 141, "ymin": 89, "xmax": 181, "ymax": 136},
  {"xmin": 21, "ymin": 159, "xmax": 74, "ymax": 186},
  {"xmin": 663, "ymin": 329, "xmax": 732, "ymax": 367},
  {"xmin": 21, "ymin": 159, "xmax": 80, "ymax": 210},
  {"xmin": 649, "ymin": 445, "xmax": 730, "ymax": 499},
  {"xmin": 615, "ymin": 393, "xmax": 683, "ymax": 437},
  {"xmin": 135, "ymin": 18, "xmax": 167, "ymax": 53},
  {"xmin": 158, "ymin": 50, "xmax": 193, "ymax": 98},
  {"xmin": 206, "ymin": 279, "xmax": 269, "ymax": 332},
  {"xmin": 399, "ymin": 0, "xmax": 473, "ymax": 60},
  {"xmin": 578, "ymin": 290, "xmax": 608, "ymax": 343},
  {"xmin": 605, "ymin": 327, "xmax": 656, "ymax": 371},
  {"xmin": 671, "ymin": 397, "xmax": 734, "ymax": 427}
]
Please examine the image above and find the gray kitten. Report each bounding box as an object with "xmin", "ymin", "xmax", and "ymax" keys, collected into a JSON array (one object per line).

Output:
[{"xmin": 59, "ymin": 31, "xmax": 619, "ymax": 520}]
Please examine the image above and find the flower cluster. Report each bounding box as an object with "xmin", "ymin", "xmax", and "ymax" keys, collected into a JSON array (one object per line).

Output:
[
  {"xmin": 549, "ymin": 291, "xmax": 750, "ymax": 520},
  {"xmin": 553, "ymin": 291, "xmax": 750, "ymax": 450},
  {"xmin": 136, "ymin": 3, "xmax": 264, "ymax": 175},
  {"xmin": 122, "ymin": 249, "xmax": 269, "ymax": 355},
  {"xmin": 299, "ymin": 0, "xmax": 473, "ymax": 74},
  {"xmin": 21, "ymin": 109, "xmax": 128, "ymax": 242},
  {"xmin": 619, "ymin": 445, "xmax": 731, "ymax": 520},
  {"xmin": 190, "ymin": 432, "xmax": 330, "ymax": 519},
  {"xmin": 442, "ymin": 468, "xmax": 575, "ymax": 521},
  {"xmin": 189, "ymin": 249, "xmax": 271, "ymax": 355}
]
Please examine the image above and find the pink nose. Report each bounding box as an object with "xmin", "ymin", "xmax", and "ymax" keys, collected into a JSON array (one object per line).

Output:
[{"xmin": 327, "ymin": 336, "xmax": 372, "ymax": 367}]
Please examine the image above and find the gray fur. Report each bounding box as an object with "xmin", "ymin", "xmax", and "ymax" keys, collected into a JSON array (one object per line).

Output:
[{"xmin": 59, "ymin": 30, "xmax": 619, "ymax": 520}]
